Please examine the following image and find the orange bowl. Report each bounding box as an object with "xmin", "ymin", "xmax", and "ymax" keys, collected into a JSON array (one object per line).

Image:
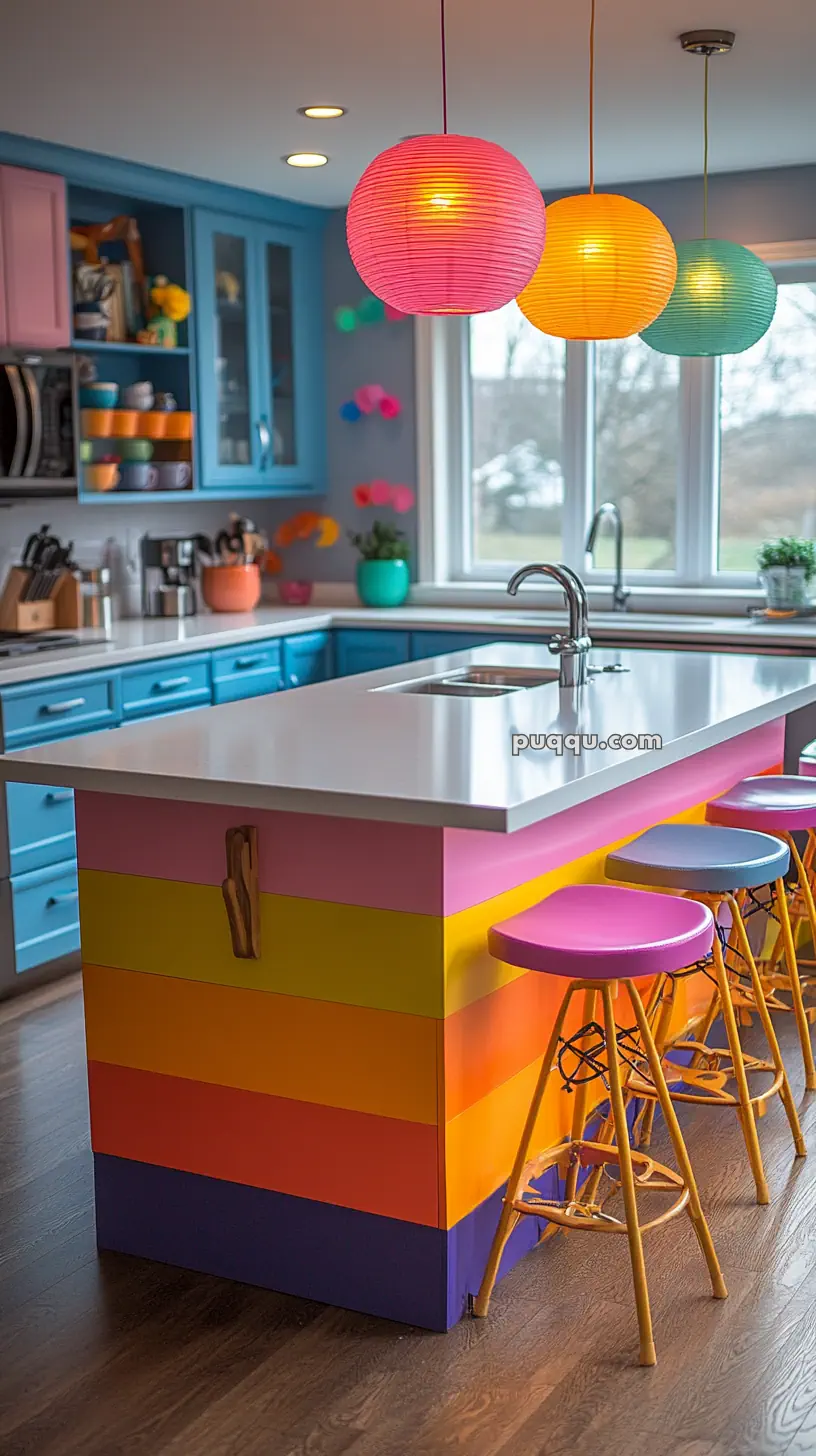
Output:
[
  {"xmin": 164, "ymin": 411, "xmax": 194, "ymax": 440},
  {"xmin": 141, "ymin": 411, "xmax": 169, "ymax": 439},
  {"xmin": 81, "ymin": 408, "xmax": 114, "ymax": 437},
  {"xmin": 201, "ymin": 564, "xmax": 262, "ymax": 614},
  {"xmin": 109, "ymin": 410, "xmax": 140, "ymax": 437}
]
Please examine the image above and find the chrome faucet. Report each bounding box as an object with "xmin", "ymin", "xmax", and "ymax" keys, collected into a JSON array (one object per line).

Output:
[
  {"xmin": 506, "ymin": 562, "xmax": 592, "ymax": 688},
  {"xmin": 585, "ymin": 501, "xmax": 630, "ymax": 611}
]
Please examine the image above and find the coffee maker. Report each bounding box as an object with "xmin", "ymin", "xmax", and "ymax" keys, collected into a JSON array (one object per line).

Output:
[{"xmin": 140, "ymin": 535, "xmax": 202, "ymax": 617}]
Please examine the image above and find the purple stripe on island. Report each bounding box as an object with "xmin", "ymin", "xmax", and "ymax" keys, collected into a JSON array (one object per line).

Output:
[{"xmin": 94, "ymin": 1154, "xmax": 448, "ymax": 1330}]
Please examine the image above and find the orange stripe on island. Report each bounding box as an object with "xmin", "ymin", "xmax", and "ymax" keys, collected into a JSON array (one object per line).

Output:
[
  {"xmin": 83, "ymin": 963, "xmax": 439, "ymax": 1125},
  {"xmin": 87, "ymin": 1061, "xmax": 440, "ymax": 1227}
]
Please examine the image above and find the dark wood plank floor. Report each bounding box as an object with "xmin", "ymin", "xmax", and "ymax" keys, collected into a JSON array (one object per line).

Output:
[{"xmin": 4, "ymin": 976, "xmax": 816, "ymax": 1455}]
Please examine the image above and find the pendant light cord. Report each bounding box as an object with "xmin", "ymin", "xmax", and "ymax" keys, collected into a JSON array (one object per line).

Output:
[
  {"xmin": 702, "ymin": 51, "xmax": 709, "ymax": 237},
  {"xmin": 588, "ymin": 0, "xmax": 596, "ymax": 192},
  {"xmin": 440, "ymin": 0, "xmax": 448, "ymax": 134}
]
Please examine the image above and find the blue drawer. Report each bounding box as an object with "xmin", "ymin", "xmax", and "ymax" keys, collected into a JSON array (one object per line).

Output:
[
  {"xmin": 211, "ymin": 639, "xmax": 283, "ymax": 704},
  {"xmin": 282, "ymin": 630, "xmax": 332, "ymax": 689},
  {"xmin": 410, "ymin": 631, "xmax": 501, "ymax": 660},
  {"xmin": 335, "ymin": 629, "xmax": 411, "ymax": 677},
  {"xmin": 0, "ymin": 670, "xmax": 121, "ymax": 750},
  {"xmin": 11, "ymin": 860, "xmax": 81, "ymax": 974},
  {"xmin": 121, "ymin": 653, "xmax": 212, "ymax": 721},
  {"xmin": 6, "ymin": 782, "xmax": 76, "ymax": 877}
]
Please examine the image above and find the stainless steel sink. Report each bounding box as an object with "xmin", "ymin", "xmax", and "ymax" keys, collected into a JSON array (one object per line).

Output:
[
  {"xmin": 388, "ymin": 679, "xmax": 515, "ymax": 697},
  {"xmin": 448, "ymin": 667, "xmax": 561, "ymax": 688},
  {"xmin": 376, "ymin": 664, "xmax": 561, "ymax": 697}
]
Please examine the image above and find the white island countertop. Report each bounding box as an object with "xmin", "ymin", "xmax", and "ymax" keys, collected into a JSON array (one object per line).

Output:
[
  {"xmin": 2, "ymin": 644, "xmax": 816, "ymax": 832},
  {"xmin": 0, "ymin": 601, "xmax": 815, "ymax": 687}
]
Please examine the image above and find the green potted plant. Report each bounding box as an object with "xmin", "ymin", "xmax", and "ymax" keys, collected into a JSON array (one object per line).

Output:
[
  {"xmin": 348, "ymin": 520, "xmax": 411, "ymax": 607},
  {"xmin": 757, "ymin": 537, "xmax": 816, "ymax": 611}
]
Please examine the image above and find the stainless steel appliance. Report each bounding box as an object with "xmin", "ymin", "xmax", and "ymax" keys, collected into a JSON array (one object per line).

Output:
[
  {"xmin": 0, "ymin": 631, "xmax": 82, "ymax": 657},
  {"xmin": 140, "ymin": 535, "xmax": 200, "ymax": 618},
  {"xmin": 79, "ymin": 567, "xmax": 113, "ymax": 634},
  {"xmin": 0, "ymin": 350, "xmax": 78, "ymax": 498}
]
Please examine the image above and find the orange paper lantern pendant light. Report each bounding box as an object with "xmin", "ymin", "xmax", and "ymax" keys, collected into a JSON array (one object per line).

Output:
[
  {"xmin": 516, "ymin": 0, "xmax": 677, "ymax": 341},
  {"xmin": 346, "ymin": 0, "xmax": 546, "ymax": 316}
]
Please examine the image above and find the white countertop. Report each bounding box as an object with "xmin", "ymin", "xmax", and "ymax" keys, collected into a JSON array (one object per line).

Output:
[
  {"xmin": 0, "ymin": 602, "xmax": 814, "ymax": 687},
  {"xmin": 3, "ymin": 643, "xmax": 816, "ymax": 832}
]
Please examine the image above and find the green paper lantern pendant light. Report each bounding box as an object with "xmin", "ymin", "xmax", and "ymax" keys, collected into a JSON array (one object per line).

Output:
[{"xmin": 641, "ymin": 31, "xmax": 777, "ymax": 357}]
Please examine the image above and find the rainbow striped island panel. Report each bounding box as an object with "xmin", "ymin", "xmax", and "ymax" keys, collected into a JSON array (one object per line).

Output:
[{"xmin": 77, "ymin": 718, "xmax": 783, "ymax": 1330}]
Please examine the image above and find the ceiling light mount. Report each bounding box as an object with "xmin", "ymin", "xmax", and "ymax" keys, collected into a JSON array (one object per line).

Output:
[
  {"xmin": 284, "ymin": 152, "xmax": 329, "ymax": 168},
  {"xmin": 679, "ymin": 29, "xmax": 735, "ymax": 57},
  {"xmin": 298, "ymin": 105, "xmax": 346, "ymax": 119}
]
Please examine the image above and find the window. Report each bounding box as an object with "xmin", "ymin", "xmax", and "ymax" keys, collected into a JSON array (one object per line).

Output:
[
  {"xmin": 594, "ymin": 339, "xmax": 680, "ymax": 572},
  {"xmin": 718, "ymin": 280, "xmax": 816, "ymax": 571},
  {"xmin": 469, "ymin": 306, "xmax": 565, "ymax": 573},
  {"xmin": 421, "ymin": 242, "xmax": 816, "ymax": 593}
]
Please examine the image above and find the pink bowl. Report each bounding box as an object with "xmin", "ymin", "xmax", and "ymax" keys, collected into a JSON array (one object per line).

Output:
[{"xmin": 278, "ymin": 580, "xmax": 313, "ymax": 605}]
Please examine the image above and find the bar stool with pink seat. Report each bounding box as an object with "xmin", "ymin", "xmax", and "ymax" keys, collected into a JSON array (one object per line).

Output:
[
  {"xmin": 473, "ymin": 883, "xmax": 727, "ymax": 1366},
  {"xmin": 707, "ymin": 775, "xmax": 816, "ymax": 1090}
]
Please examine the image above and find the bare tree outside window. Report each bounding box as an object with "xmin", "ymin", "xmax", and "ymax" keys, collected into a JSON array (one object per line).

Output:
[
  {"xmin": 593, "ymin": 340, "xmax": 679, "ymax": 570},
  {"xmin": 719, "ymin": 282, "xmax": 816, "ymax": 571},
  {"xmin": 470, "ymin": 305, "xmax": 565, "ymax": 566}
]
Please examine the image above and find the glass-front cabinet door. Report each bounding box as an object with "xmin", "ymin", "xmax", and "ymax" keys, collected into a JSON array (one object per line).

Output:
[{"xmin": 193, "ymin": 210, "xmax": 325, "ymax": 495}]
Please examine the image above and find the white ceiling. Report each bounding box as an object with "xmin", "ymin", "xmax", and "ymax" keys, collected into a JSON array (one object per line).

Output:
[{"xmin": 1, "ymin": 0, "xmax": 814, "ymax": 208}]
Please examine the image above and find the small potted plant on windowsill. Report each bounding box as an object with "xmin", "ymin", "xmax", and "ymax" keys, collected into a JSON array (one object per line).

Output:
[
  {"xmin": 348, "ymin": 521, "xmax": 411, "ymax": 607},
  {"xmin": 757, "ymin": 537, "xmax": 816, "ymax": 611}
]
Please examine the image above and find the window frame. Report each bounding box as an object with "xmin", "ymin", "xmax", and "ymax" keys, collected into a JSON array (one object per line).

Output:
[{"xmin": 416, "ymin": 239, "xmax": 816, "ymax": 593}]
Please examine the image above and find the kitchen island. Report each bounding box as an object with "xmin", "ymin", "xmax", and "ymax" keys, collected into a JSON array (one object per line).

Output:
[{"xmin": 2, "ymin": 642, "xmax": 816, "ymax": 1330}]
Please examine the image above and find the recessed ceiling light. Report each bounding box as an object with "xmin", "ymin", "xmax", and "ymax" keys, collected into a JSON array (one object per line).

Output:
[
  {"xmin": 284, "ymin": 152, "xmax": 329, "ymax": 168},
  {"xmin": 299, "ymin": 105, "xmax": 346, "ymax": 120}
]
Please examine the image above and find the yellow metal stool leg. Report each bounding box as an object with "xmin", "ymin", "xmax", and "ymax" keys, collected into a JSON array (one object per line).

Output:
[
  {"xmin": 626, "ymin": 979, "xmax": 728, "ymax": 1301},
  {"xmin": 725, "ymin": 893, "xmax": 807, "ymax": 1159},
  {"xmin": 601, "ymin": 982, "xmax": 656, "ymax": 1367},
  {"xmin": 775, "ymin": 871, "xmax": 816, "ymax": 1092},
  {"xmin": 473, "ymin": 986, "xmax": 574, "ymax": 1318},
  {"xmin": 563, "ymin": 988, "xmax": 598, "ymax": 1208},
  {"xmin": 709, "ymin": 930, "xmax": 770, "ymax": 1204}
]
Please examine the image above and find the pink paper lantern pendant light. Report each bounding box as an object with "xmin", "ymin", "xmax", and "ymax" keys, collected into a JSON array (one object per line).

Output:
[{"xmin": 346, "ymin": 0, "xmax": 546, "ymax": 316}]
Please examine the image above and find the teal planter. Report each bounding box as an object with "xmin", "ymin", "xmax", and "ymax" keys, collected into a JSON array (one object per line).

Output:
[{"xmin": 356, "ymin": 559, "xmax": 410, "ymax": 608}]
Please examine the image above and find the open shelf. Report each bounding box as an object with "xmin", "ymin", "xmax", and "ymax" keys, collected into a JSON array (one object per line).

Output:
[{"xmin": 73, "ymin": 339, "xmax": 190, "ymax": 356}]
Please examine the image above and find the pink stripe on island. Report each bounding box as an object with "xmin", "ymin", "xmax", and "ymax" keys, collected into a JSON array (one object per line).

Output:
[
  {"xmin": 75, "ymin": 793, "xmax": 443, "ymax": 915},
  {"xmin": 442, "ymin": 719, "xmax": 784, "ymax": 915},
  {"xmin": 76, "ymin": 718, "xmax": 783, "ymax": 917}
]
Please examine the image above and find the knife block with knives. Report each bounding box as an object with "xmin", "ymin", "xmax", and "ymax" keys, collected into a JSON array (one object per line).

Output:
[{"xmin": 0, "ymin": 525, "xmax": 82, "ymax": 632}]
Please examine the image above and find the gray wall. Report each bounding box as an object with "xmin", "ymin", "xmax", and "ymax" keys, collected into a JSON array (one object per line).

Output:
[{"xmin": 546, "ymin": 163, "xmax": 816, "ymax": 245}]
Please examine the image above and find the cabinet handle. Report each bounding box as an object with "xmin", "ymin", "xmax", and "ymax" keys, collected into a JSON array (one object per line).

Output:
[
  {"xmin": 45, "ymin": 791, "xmax": 73, "ymax": 805},
  {"xmin": 256, "ymin": 416, "xmax": 271, "ymax": 471},
  {"xmin": 153, "ymin": 676, "xmax": 192, "ymax": 693},
  {"xmin": 41, "ymin": 697, "xmax": 86, "ymax": 715},
  {"xmin": 46, "ymin": 891, "xmax": 79, "ymax": 908},
  {"xmin": 289, "ymin": 672, "xmax": 299, "ymax": 687},
  {"xmin": 235, "ymin": 655, "xmax": 265, "ymax": 670}
]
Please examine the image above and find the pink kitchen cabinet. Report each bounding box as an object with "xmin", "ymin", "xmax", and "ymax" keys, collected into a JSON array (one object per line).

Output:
[{"xmin": 0, "ymin": 166, "xmax": 70, "ymax": 348}]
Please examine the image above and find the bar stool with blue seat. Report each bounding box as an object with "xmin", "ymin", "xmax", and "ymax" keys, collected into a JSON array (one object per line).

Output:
[
  {"xmin": 706, "ymin": 776, "xmax": 816, "ymax": 1091},
  {"xmin": 473, "ymin": 883, "xmax": 727, "ymax": 1366},
  {"xmin": 606, "ymin": 823, "xmax": 806, "ymax": 1205}
]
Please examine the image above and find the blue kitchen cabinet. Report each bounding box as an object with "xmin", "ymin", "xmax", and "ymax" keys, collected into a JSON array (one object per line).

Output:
[
  {"xmin": 334, "ymin": 630, "xmax": 412, "ymax": 678},
  {"xmin": 120, "ymin": 653, "xmax": 212, "ymax": 721},
  {"xmin": 0, "ymin": 670, "xmax": 122, "ymax": 751},
  {"xmin": 4, "ymin": 783, "xmax": 76, "ymax": 878},
  {"xmin": 211, "ymin": 639, "xmax": 283, "ymax": 704},
  {"xmin": 3, "ymin": 860, "xmax": 81, "ymax": 975},
  {"xmin": 282, "ymin": 631, "xmax": 332, "ymax": 689},
  {"xmin": 410, "ymin": 631, "xmax": 502, "ymax": 660},
  {"xmin": 193, "ymin": 210, "xmax": 325, "ymax": 496}
]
